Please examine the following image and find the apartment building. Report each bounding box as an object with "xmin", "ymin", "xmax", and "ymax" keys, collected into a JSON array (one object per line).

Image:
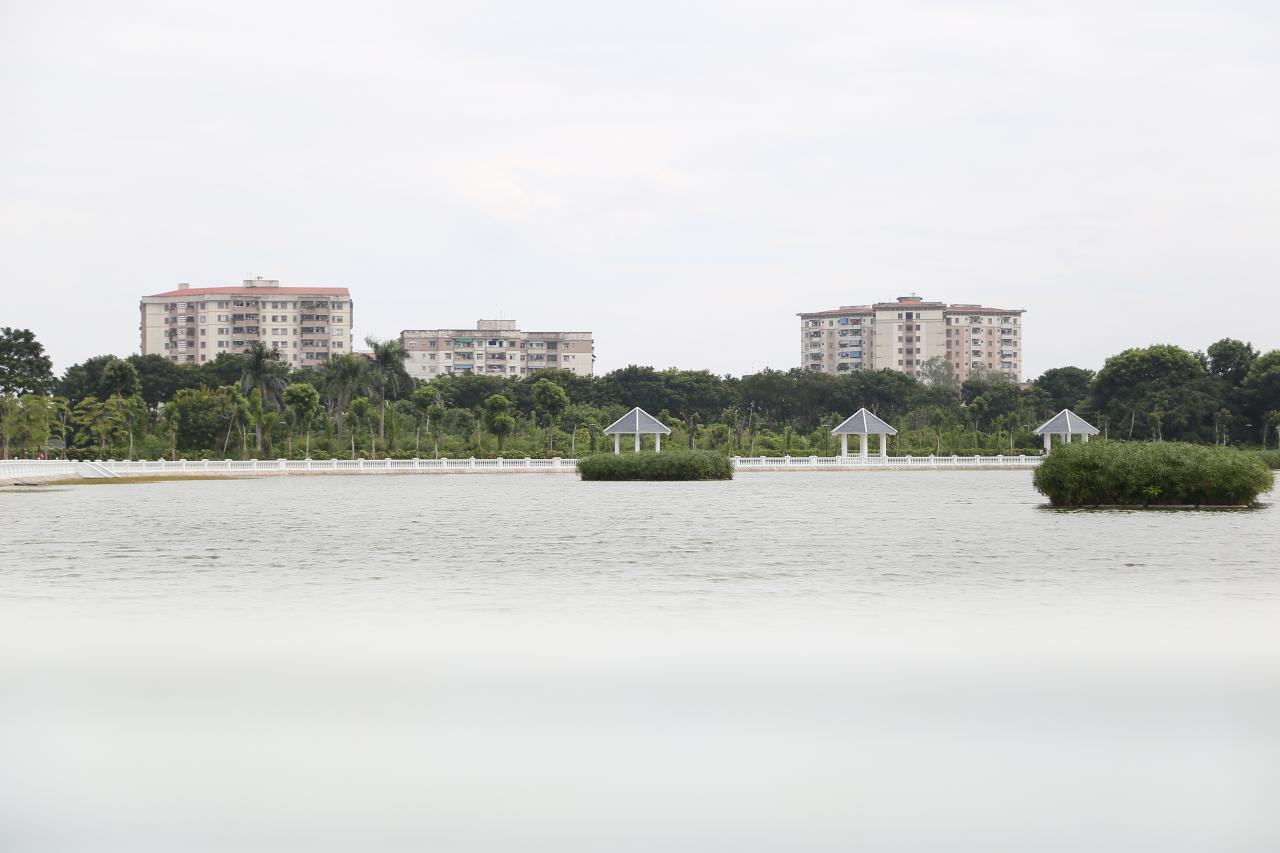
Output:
[
  {"xmin": 401, "ymin": 319, "xmax": 594, "ymax": 380},
  {"xmin": 798, "ymin": 295, "xmax": 1025, "ymax": 381},
  {"xmin": 140, "ymin": 278, "xmax": 353, "ymax": 368}
]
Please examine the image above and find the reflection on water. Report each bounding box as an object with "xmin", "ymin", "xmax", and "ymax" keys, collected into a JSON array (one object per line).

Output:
[{"xmin": 1, "ymin": 473, "xmax": 1277, "ymax": 852}]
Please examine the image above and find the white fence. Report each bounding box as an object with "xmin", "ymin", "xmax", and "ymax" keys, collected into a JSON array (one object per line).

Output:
[
  {"xmin": 733, "ymin": 454, "xmax": 1041, "ymax": 470},
  {"xmin": 2, "ymin": 454, "xmax": 1040, "ymax": 480}
]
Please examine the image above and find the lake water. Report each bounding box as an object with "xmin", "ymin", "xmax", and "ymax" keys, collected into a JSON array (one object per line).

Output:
[{"xmin": 2, "ymin": 472, "xmax": 1278, "ymax": 852}]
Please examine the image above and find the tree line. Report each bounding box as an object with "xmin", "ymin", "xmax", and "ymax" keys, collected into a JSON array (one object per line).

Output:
[{"xmin": 1, "ymin": 326, "xmax": 1278, "ymax": 460}]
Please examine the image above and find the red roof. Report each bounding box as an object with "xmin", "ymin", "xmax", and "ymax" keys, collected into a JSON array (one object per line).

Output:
[
  {"xmin": 801, "ymin": 302, "xmax": 1023, "ymax": 317},
  {"xmin": 145, "ymin": 286, "xmax": 350, "ymax": 298}
]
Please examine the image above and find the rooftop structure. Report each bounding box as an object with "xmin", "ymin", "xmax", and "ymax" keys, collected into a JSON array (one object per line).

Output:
[
  {"xmin": 400, "ymin": 320, "xmax": 594, "ymax": 380},
  {"xmin": 1034, "ymin": 409, "xmax": 1099, "ymax": 453},
  {"xmin": 798, "ymin": 294, "xmax": 1025, "ymax": 382},
  {"xmin": 603, "ymin": 407, "xmax": 671, "ymax": 454},
  {"xmin": 831, "ymin": 408, "xmax": 898, "ymax": 458},
  {"xmin": 139, "ymin": 278, "xmax": 353, "ymax": 368}
]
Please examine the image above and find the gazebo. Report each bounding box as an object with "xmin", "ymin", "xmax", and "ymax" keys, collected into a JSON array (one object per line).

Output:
[
  {"xmin": 831, "ymin": 408, "xmax": 898, "ymax": 458},
  {"xmin": 1034, "ymin": 409, "xmax": 1099, "ymax": 452},
  {"xmin": 603, "ymin": 407, "xmax": 672, "ymax": 454}
]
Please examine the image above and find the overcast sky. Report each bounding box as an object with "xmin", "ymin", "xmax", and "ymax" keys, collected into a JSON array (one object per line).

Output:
[{"xmin": 2, "ymin": 1, "xmax": 1277, "ymax": 378}]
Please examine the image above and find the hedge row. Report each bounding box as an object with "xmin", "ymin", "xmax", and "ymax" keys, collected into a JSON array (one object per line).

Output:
[
  {"xmin": 1033, "ymin": 441, "xmax": 1274, "ymax": 507},
  {"xmin": 577, "ymin": 450, "xmax": 734, "ymax": 481}
]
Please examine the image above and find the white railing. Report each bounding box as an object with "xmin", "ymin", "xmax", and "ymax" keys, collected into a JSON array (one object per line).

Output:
[
  {"xmin": 0, "ymin": 457, "xmax": 583, "ymax": 478},
  {"xmin": 0, "ymin": 460, "xmax": 79, "ymax": 479},
  {"xmin": 731, "ymin": 454, "xmax": 1040, "ymax": 469},
  {"xmin": 2, "ymin": 454, "xmax": 1040, "ymax": 480}
]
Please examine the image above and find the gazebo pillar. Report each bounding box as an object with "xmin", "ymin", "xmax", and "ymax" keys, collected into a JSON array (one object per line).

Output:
[
  {"xmin": 859, "ymin": 432, "xmax": 868, "ymax": 459},
  {"xmin": 655, "ymin": 433, "xmax": 661, "ymax": 452},
  {"xmin": 614, "ymin": 434, "xmax": 621, "ymax": 454},
  {"xmin": 840, "ymin": 434, "xmax": 848, "ymax": 457},
  {"xmin": 1043, "ymin": 433, "xmax": 1051, "ymax": 453},
  {"xmin": 880, "ymin": 434, "xmax": 888, "ymax": 458},
  {"xmin": 634, "ymin": 432, "xmax": 641, "ymax": 453},
  {"xmin": 1082, "ymin": 433, "xmax": 1089, "ymax": 443}
]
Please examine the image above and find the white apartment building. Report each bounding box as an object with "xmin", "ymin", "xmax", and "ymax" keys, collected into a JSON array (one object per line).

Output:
[
  {"xmin": 140, "ymin": 278, "xmax": 353, "ymax": 368},
  {"xmin": 401, "ymin": 320, "xmax": 594, "ymax": 380},
  {"xmin": 798, "ymin": 295, "xmax": 1025, "ymax": 381}
]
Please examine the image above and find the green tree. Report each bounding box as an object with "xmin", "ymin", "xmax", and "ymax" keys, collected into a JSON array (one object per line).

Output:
[
  {"xmin": 1033, "ymin": 366, "xmax": 1094, "ymax": 413},
  {"xmin": 215, "ymin": 386, "xmax": 249, "ymax": 458},
  {"xmin": 239, "ymin": 342, "xmax": 287, "ymax": 450},
  {"xmin": 101, "ymin": 358, "xmax": 142, "ymax": 399},
  {"xmin": 345, "ymin": 396, "xmax": 374, "ymax": 458},
  {"xmin": 917, "ymin": 356, "xmax": 958, "ymax": 389},
  {"xmin": 16, "ymin": 394, "xmax": 54, "ymax": 457},
  {"xmin": 1240, "ymin": 351, "xmax": 1280, "ymax": 444},
  {"xmin": 72, "ymin": 396, "xmax": 122, "ymax": 452},
  {"xmin": 105, "ymin": 394, "xmax": 148, "ymax": 459},
  {"xmin": 365, "ymin": 336, "xmax": 409, "ymax": 443},
  {"xmin": 321, "ymin": 353, "xmax": 368, "ymax": 439},
  {"xmin": 1206, "ymin": 338, "xmax": 1258, "ymax": 385},
  {"xmin": 170, "ymin": 387, "xmax": 222, "ymax": 454},
  {"xmin": 563, "ymin": 403, "xmax": 602, "ymax": 456},
  {"xmin": 532, "ymin": 379, "xmax": 570, "ymax": 452},
  {"xmin": 1090, "ymin": 345, "xmax": 1212, "ymax": 441},
  {"xmin": 409, "ymin": 385, "xmax": 438, "ymax": 454},
  {"xmin": 49, "ymin": 397, "xmax": 71, "ymax": 458},
  {"xmin": 283, "ymin": 382, "xmax": 322, "ymax": 457},
  {"xmin": 244, "ymin": 389, "xmax": 281, "ymax": 456},
  {"xmin": 482, "ymin": 394, "xmax": 517, "ymax": 451},
  {"xmin": 427, "ymin": 400, "xmax": 446, "ymax": 457},
  {"xmin": 0, "ymin": 328, "xmax": 55, "ymax": 396},
  {"xmin": 0, "ymin": 396, "xmax": 19, "ymax": 459},
  {"xmin": 128, "ymin": 354, "xmax": 190, "ymax": 407}
]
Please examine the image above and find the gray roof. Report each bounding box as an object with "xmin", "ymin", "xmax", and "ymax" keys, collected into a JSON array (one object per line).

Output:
[
  {"xmin": 603, "ymin": 407, "xmax": 672, "ymax": 435},
  {"xmin": 1034, "ymin": 409, "xmax": 1100, "ymax": 436},
  {"xmin": 831, "ymin": 408, "xmax": 898, "ymax": 436}
]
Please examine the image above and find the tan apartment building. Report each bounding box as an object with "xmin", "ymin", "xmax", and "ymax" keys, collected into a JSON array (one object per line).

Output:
[
  {"xmin": 401, "ymin": 320, "xmax": 594, "ymax": 380},
  {"xmin": 798, "ymin": 295, "xmax": 1025, "ymax": 381},
  {"xmin": 140, "ymin": 278, "xmax": 353, "ymax": 368}
]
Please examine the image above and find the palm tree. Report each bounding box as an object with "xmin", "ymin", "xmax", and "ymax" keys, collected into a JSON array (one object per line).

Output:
[
  {"xmin": 365, "ymin": 336, "xmax": 408, "ymax": 445},
  {"xmin": 215, "ymin": 386, "xmax": 248, "ymax": 458},
  {"xmin": 245, "ymin": 389, "xmax": 282, "ymax": 456},
  {"xmin": 321, "ymin": 353, "xmax": 368, "ymax": 439},
  {"xmin": 240, "ymin": 342, "xmax": 288, "ymax": 450}
]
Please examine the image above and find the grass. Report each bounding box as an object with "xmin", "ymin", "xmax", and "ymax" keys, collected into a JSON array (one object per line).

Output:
[
  {"xmin": 578, "ymin": 450, "xmax": 734, "ymax": 481},
  {"xmin": 1033, "ymin": 441, "xmax": 1274, "ymax": 507}
]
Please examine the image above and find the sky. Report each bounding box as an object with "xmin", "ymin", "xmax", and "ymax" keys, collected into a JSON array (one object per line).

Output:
[{"xmin": 1, "ymin": 0, "xmax": 1277, "ymax": 378}]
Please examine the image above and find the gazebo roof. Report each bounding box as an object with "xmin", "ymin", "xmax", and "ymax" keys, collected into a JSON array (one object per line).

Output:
[
  {"xmin": 1034, "ymin": 409, "xmax": 1099, "ymax": 436},
  {"xmin": 831, "ymin": 408, "xmax": 898, "ymax": 436},
  {"xmin": 603, "ymin": 407, "xmax": 672, "ymax": 435}
]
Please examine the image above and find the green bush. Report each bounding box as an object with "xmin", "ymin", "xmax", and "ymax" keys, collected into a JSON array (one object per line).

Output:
[
  {"xmin": 1252, "ymin": 449, "xmax": 1280, "ymax": 470},
  {"xmin": 578, "ymin": 450, "xmax": 734, "ymax": 481},
  {"xmin": 1033, "ymin": 441, "xmax": 1274, "ymax": 507}
]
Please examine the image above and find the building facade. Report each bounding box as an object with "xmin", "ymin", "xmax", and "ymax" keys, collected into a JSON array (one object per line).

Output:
[
  {"xmin": 798, "ymin": 295, "xmax": 1025, "ymax": 381},
  {"xmin": 401, "ymin": 320, "xmax": 594, "ymax": 380},
  {"xmin": 140, "ymin": 279, "xmax": 353, "ymax": 368}
]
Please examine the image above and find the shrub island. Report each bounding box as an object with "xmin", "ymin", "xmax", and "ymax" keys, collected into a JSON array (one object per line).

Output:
[
  {"xmin": 578, "ymin": 450, "xmax": 734, "ymax": 481},
  {"xmin": 1033, "ymin": 441, "xmax": 1274, "ymax": 507},
  {"xmin": 1253, "ymin": 449, "xmax": 1280, "ymax": 470}
]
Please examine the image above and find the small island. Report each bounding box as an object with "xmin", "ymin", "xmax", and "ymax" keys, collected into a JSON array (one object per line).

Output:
[
  {"xmin": 578, "ymin": 450, "xmax": 734, "ymax": 481},
  {"xmin": 1033, "ymin": 441, "xmax": 1274, "ymax": 508}
]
